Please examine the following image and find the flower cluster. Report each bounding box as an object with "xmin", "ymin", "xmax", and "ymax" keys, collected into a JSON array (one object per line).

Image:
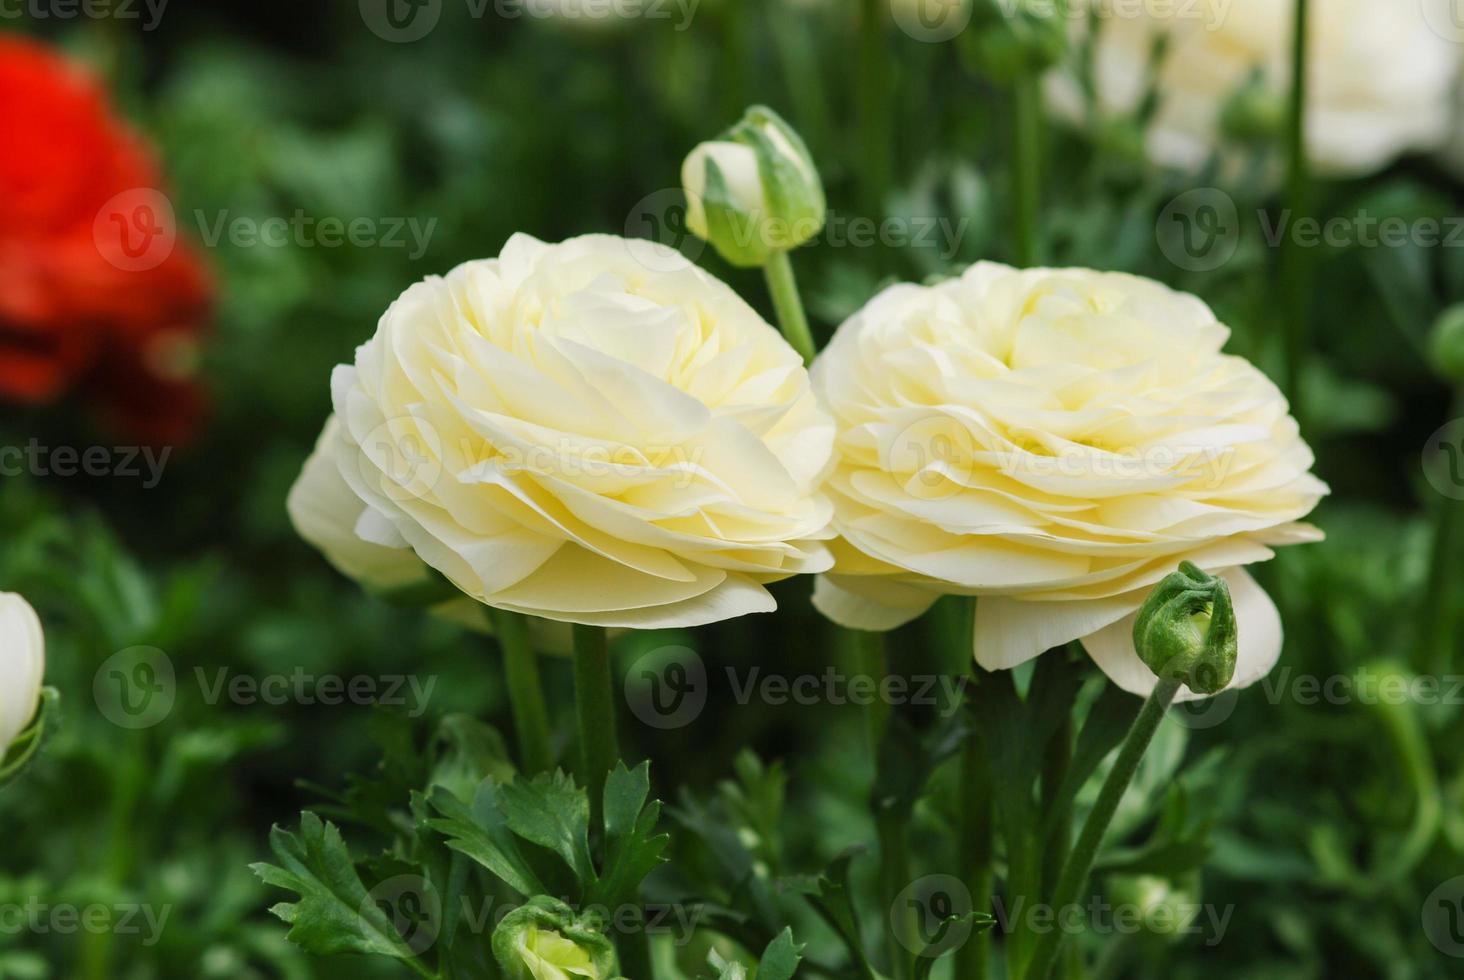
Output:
[
  {"xmin": 292, "ymin": 237, "xmax": 1324, "ymax": 695},
  {"xmin": 0, "ymin": 36, "xmax": 212, "ymax": 446}
]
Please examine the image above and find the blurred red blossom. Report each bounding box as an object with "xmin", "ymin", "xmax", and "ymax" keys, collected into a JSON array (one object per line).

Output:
[{"xmin": 0, "ymin": 34, "xmax": 212, "ymax": 447}]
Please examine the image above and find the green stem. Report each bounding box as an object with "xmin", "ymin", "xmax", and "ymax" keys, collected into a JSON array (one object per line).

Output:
[
  {"xmin": 1040, "ymin": 714, "xmax": 1073, "ymax": 898},
  {"xmin": 1422, "ymin": 386, "xmax": 1464, "ymax": 676},
  {"xmin": 618, "ymin": 925, "xmax": 656, "ymax": 980},
  {"xmin": 855, "ymin": 629, "xmax": 912, "ymax": 980},
  {"xmin": 487, "ymin": 608, "xmax": 554, "ymax": 775},
  {"xmin": 763, "ymin": 251, "xmax": 817, "ymax": 365},
  {"xmin": 1024, "ymin": 677, "xmax": 1183, "ymax": 980},
  {"xmin": 1281, "ymin": 0, "xmax": 1311, "ymax": 419},
  {"xmin": 851, "ymin": 628, "xmax": 891, "ymax": 753},
  {"xmin": 857, "ymin": 0, "xmax": 893, "ymax": 218},
  {"xmin": 572, "ymin": 624, "xmax": 619, "ymax": 823},
  {"xmin": 1011, "ymin": 73, "xmax": 1042, "ymax": 267},
  {"xmin": 954, "ymin": 731, "xmax": 993, "ymax": 980}
]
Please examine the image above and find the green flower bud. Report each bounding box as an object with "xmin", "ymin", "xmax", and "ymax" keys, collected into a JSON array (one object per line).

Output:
[
  {"xmin": 1132, "ymin": 562, "xmax": 1237, "ymax": 695},
  {"xmin": 962, "ymin": 0, "xmax": 1069, "ymax": 84},
  {"xmin": 681, "ymin": 105, "xmax": 826, "ymax": 268},
  {"xmin": 1429, "ymin": 303, "xmax": 1464, "ymax": 384},
  {"xmin": 1220, "ymin": 71, "xmax": 1286, "ymax": 145},
  {"xmin": 492, "ymin": 897, "xmax": 618, "ymax": 980}
]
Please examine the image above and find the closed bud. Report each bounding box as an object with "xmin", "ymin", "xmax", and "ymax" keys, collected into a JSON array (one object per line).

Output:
[
  {"xmin": 1220, "ymin": 71, "xmax": 1286, "ymax": 145},
  {"xmin": 492, "ymin": 896, "xmax": 618, "ymax": 980},
  {"xmin": 1429, "ymin": 303, "xmax": 1464, "ymax": 384},
  {"xmin": 962, "ymin": 0, "xmax": 1068, "ymax": 84},
  {"xmin": 1132, "ymin": 561, "xmax": 1238, "ymax": 695},
  {"xmin": 0, "ymin": 594, "xmax": 45, "ymax": 752},
  {"xmin": 681, "ymin": 105, "xmax": 826, "ymax": 268}
]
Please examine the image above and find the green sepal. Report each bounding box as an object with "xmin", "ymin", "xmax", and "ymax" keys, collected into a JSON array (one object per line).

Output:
[
  {"xmin": 1132, "ymin": 562, "xmax": 1238, "ymax": 695},
  {"xmin": 0, "ymin": 688, "xmax": 58, "ymax": 789},
  {"xmin": 491, "ymin": 895, "xmax": 618, "ymax": 980}
]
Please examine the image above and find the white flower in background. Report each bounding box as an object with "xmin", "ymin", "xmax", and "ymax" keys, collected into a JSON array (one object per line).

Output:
[
  {"xmin": 811, "ymin": 263, "xmax": 1327, "ymax": 698},
  {"xmin": 0, "ymin": 594, "xmax": 45, "ymax": 749},
  {"xmin": 318, "ymin": 233, "xmax": 834, "ymax": 629},
  {"xmin": 1046, "ymin": 0, "xmax": 1461, "ymax": 177}
]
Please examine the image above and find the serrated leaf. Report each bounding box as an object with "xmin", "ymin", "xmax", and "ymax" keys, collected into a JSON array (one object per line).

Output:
[
  {"xmin": 588, "ymin": 762, "xmax": 669, "ymax": 910},
  {"xmin": 498, "ymin": 770, "xmax": 596, "ymax": 886},
  {"xmin": 426, "ymin": 783, "xmax": 546, "ymax": 897},
  {"xmin": 250, "ymin": 812, "xmax": 417, "ymax": 960}
]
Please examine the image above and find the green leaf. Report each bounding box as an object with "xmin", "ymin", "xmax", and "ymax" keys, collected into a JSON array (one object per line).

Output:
[
  {"xmin": 429, "ymin": 714, "xmax": 515, "ymax": 803},
  {"xmin": 589, "ymin": 762, "xmax": 669, "ymax": 910},
  {"xmin": 756, "ymin": 927, "xmax": 804, "ymax": 980},
  {"xmin": 498, "ymin": 770, "xmax": 596, "ymax": 886},
  {"xmin": 426, "ymin": 783, "xmax": 546, "ymax": 897},
  {"xmin": 780, "ymin": 849, "xmax": 878, "ymax": 980},
  {"xmin": 250, "ymin": 812, "xmax": 418, "ymax": 960}
]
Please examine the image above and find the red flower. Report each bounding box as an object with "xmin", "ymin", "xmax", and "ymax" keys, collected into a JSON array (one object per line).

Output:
[{"xmin": 0, "ymin": 34, "xmax": 212, "ymax": 446}]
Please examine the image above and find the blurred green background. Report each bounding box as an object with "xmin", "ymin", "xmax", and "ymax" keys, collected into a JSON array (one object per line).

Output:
[{"xmin": 1, "ymin": 1, "xmax": 1462, "ymax": 977}]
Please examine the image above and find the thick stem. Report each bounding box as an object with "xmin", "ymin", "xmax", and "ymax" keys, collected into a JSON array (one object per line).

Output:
[
  {"xmin": 572, "ymin": 624, "xmax": 619, "ymax": 823},
  {"xmin": 857, "ymin": 0, "xmax": 893, "ymax": 218},
  {"xmin": 851, "ymin": 628, "xmax": 891, "ymax": 753},
  {"xmin": 856, "ymin": 629, "xmax": 912, "ymax": 980},
  {"xmin": 487, "ymin": 608, "xmax": 554, "ymax": 775},
  {"xmin": 618, "ymin": 925, "xmax": 656, "ymax": 980},
  {"xmin": 763, "ymin": 251, "xmax": 817, "ymax": 365},
  {"xmin": 1011, "ymin": 74, "xmax": 1042, "ymax": 268},
  {"xmin": 1024, "ymin": 678, "xmax": 1183, "ymax": 980},
  {"xmin": 1281, "ymin": 0, "xmax": 1311, "ymax": 420},
  {"xmin": 954, "ymin": 731, "xmax": 993, "ymax": 980}
]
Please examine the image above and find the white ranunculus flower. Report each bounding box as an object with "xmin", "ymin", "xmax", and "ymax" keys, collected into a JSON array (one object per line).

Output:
[
  {"xmin": 321, "ymin": 233, "xmax": 834, "ymax": 629},
  {"xmin": 811, "ymin": 263, "xmax": 1327, "ymax": 698},
  {"xmin": 1046, "ymin": 0, "xmax": 1461, "ymax": 177},
  {"xmin": 0, "ymin": 594, "xmax": 45, "ymax": 750}
]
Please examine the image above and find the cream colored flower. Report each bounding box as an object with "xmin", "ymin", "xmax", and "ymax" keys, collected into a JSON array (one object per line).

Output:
[
  {"xmin": 811, "ymin": 263, "xmax": 1326, "ymax": 698},
  {"xmin": 1046, "ymin": 0, "xmax": 1460, "ymax": 176},
  {"xmin": 0, "ymin": 593, "xmax": 45, "ymax": 749},
  {"xmin": 320, "ymin": 233, "xmax": 834, "ymax": 629}
]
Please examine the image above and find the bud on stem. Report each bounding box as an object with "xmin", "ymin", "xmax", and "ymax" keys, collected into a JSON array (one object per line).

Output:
[{"xmin": 1132, "ymin": 561, "xmax": 1238, "ymax": 696}]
